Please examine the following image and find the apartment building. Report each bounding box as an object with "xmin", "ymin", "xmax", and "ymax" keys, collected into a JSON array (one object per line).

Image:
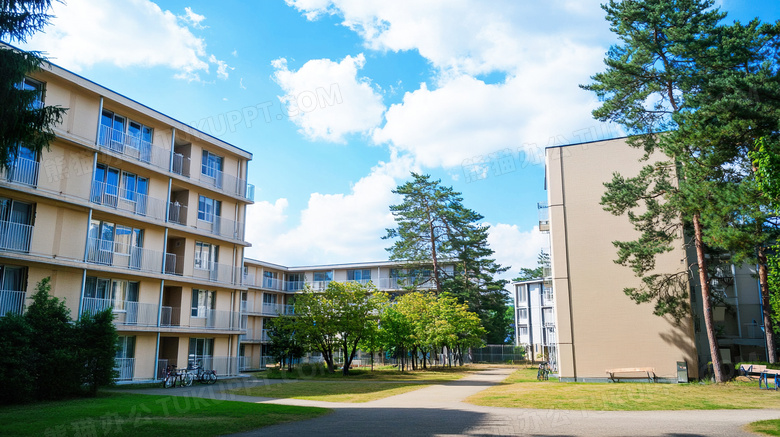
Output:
[
  {"xmin": 512, "ymin": 278, "xmax": 557, "ymax": 369},
  {"xmin": 239, "ymin": 258, "xmax": 447, "ymax": 370},
  {"xmin": 545, "ymin": 137, "xmax": 767, "ymax": 382},
  {"xmin": 0, "ymin": 58, "xmax": 254, "ymax": 382}
]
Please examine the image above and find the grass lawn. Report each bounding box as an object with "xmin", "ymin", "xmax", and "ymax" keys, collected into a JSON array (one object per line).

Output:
[
  {"xmin": 749, "ymin": 420, "xmax": 780, "ymax": 436},
  {"xmin": 257, "ymin": 364, "xmax": 473, "ymax": 381},
  {"xmin": 0, "ymin": 392, "xmax": 329, "ymax": 437},
  {"xmin": 225, "ymin": 380, "xmax": 431, "ymax": 403},
  {"xmin": 466, "ymin": 366, "xmax": 780, "ymax": 411}
]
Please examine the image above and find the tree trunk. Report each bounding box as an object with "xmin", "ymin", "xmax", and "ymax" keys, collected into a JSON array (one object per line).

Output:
[
  {"xmin": 758, "ymin": 246, "xmax": 777, "ymax": 363},
  {"xmin": 693, "ymin": 213, "xmax": 725, "ymax": 382}
]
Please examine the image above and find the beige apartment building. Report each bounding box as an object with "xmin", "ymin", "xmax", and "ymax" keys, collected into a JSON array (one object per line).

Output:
[
  {"xmin": 0, "ymin": 59, "xmax": 254, "ymax": 381},
  {"xmin": 546, "ymin": 137, "xmax": 767, "ymax": 382},
  {"xmin": 239, "ymin": 259, "xmax": 445, "ymax": 370}
]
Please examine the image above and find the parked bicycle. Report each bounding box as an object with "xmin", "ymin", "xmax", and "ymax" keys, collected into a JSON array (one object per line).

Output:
[
  {"xmin": 537, "ymin": 362, "xmax": 550, "ymax": 381},
  {"xmin": 162, "ymin": 364, "xmax": 194, "ymax": 388},
  {"xmin": 187, "ymin": 360, "xmax": 217, "ymax": 384}
]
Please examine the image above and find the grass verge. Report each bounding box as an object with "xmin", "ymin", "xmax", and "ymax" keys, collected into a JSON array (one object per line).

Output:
[
  {"xmin": 466, "ymin": 366, "xmax": 780, "ymax": 411},
  {"xmin": 0, "ymin": 392, "xmax": 329, "ymax": 437},
  {"xmin": 749, "ymin": 419, "xmax": 780, "ymax": 436},
  {"xmin": 225, "ymin": 381, "xmax": 429, "ymax": 403},
  {"xmin": 259, "ymin": 364, "xmax": 474, "ymax": 381}
]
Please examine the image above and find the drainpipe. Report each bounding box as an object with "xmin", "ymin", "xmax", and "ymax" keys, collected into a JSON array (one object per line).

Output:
[
  {"xmin": 162, "ymin": 228, "xmax": 169, "ymax": 274},
  {"xmin": 165, "ymin": 179, "xmax": 172, "ymax": 224},
  {"xmin": 77, "ymin": 269, "xmax": 87, "ymax": 320},
  {"xmin": 169, "ymin": 128, "xmax": 176, "ymax": 173},
  {"xmin": 95, "ymin": 97, "xmax": 103, "ymax": 146},
  {"xmin": 154, "ymin": 279, "xmax": 164, "ymax": 380},
  {"xmin": 83, "ymin": 208, "xmax": 93, "ymax": 262}
]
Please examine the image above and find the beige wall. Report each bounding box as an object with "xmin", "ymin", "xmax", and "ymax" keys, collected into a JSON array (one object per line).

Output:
[{"xmin": 547, "ymin": 139, "xmax": 698, "ymax": 381}]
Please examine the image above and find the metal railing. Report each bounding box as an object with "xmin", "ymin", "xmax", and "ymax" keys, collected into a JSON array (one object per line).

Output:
[
  {"xmin": 160, "ymin": 306, "xmax": 182, "ymax": 327},
  {"xmin": 81, "ymin": 298, "xmax": 159, "ymax": 327},
  {"xmin": 114, "ymin": 358, "xmax": 135, "ymax": 381},
  {"xmin": 168, "ymin": 202, "xmax": 188, "ymax": 226},
  {"xmin": 261, "ymin": 303, "xmax": 294, "ymax": 316},
  {"xmin": 195, "ymin": 216, "xmax": 245, "ymax": 240},
  {"xmin": 198, "ymin": 165, "xmax": 253, "ymax": 199},
  {"xmin": 90, "ymin": 180, "xmax": 167, "ymax": 221},
  {"xmin": 743, "ymin": 323, "xmax": 765, "ymax": 339},
  {"xmin": 2, "ymin": 156, "xmax": 39, "ymax": 186},
  {"xmin": 192, "ymin": 260, "xmax": 241, "ymax": 285},
  {"xmin": 376, "ymin": 277, "xmax": 436, "ymax": 290},
  {"xmin": 0, "ymin": 289, "xmax": 26, "ymax": 316},
  {"xmin": 86, "ymin": 238, "xmax": 163, "ymax": 273},
  {"xmin": 171, "ymin": 153, "xmax": 191, "ymax": 177},
  {"xmin": 164, "ymin": 252, "xmax": 183, "ymax": 275},
  {"xmin": 260, "ymin": 277, "xmax": 284, "ymax": 291},
  {"xmin": 0, "ymin": 219, "xmax": 33, "ymax": 252},
  {"xmin": 188, "ymin": 308, "xmax": 243, "ymax": 331},
  {"xmin": 98, "ymin": 124, "xmax": 170, "ymax": 170},
  {"xmin": 198, "ymin": 356, "xmax": 239, "ymax": 376}
]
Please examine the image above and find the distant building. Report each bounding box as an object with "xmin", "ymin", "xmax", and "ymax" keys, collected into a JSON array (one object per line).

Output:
[{"xmin": 511, "ymin": 278, "xmax": 557, "ymax": 369}]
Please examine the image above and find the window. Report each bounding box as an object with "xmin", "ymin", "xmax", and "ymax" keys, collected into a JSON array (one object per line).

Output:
[
  {"xmin": 121, "ymin": 171, "xmax": 149, "ymax": 206},
  {"xmin": 99, "ymin": 110, "xmax": 153, "ymax": 161},
  {"xmin": 19, "ymin": 77, "xmax": 43, "ymax": 109},
  {"xmin": 84, "ymin": 277, "xmax": 139, "ymax": 311},
  {"xmin": 263, "ymin": 293, "xmax": 277, "ymax": 305},
  {"xmin": 519, "ymin": 326, "xmax": 529, "ymax": 337},
  {"xmin": 189, "ymin": 337, "xmax": 214, "ymax": 366},
  {"xmin": 197, "ymin": 195, "xmax": 221, "ymax": 223},
  {"xmin": 201, "ymin": 150, "xmax": 224, "ymax": 187},
  {"xmin": 516, "ymin": 287, "xmax": 527, "ymax": 304},
  {"xmin": 115, "ymin": 336, "xmax": 135, "ymax": 381},
  {"xmin": 313, "ymin": 271, "xmax": 332, "ymax": 282},
  {"xmin": 0, "ymin": 264, "xmax": 27, "ymax": 316},
  {"xmin": 263, "ymin": 271, "xmax": 277, "ymax": 288},
  {"xmin": 544, "ymin": 286, "xmax": 554, "ymax": 303},
  {"xmin": 7, "ymin": 143, "xmax": 39, "ymax": 186},
  {"xmin": 287, "ymin": 273, "xmax": 304, "ymax": 291},
  {"xmin": 0, "ymin": 197, "xmax": 34, "ymax": 252},
  {"xmin": 347, "ymin": 269, "xmax": 371, "ymax": 282},
  {"xmin": 194, "ymin": 241, "xmax": 218, "ymax": 270},
  {"xmin": 87, "ymin": 219, "xmax": 144, "ymax": 267},
  {"xmin": 543, "ymin": 308, "xmax": 554, "ymax": 323},
  {"xmin": 191, "ymin": 289, "xmax": 215, "ymax": 317},
  {"xmin": 518, "ymin": 308, "xmax": 528, "ymax": 321}
]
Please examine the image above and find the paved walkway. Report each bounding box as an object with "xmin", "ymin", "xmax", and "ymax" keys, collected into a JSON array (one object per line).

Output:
[{"xmin": 121, "ymin": 369, "xmax": 780, "ymax": 436}]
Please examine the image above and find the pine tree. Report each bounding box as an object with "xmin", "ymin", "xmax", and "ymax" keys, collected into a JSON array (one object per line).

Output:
[
  {"xmin": 1, "ymin": 0, "xmax": 66, "ymax": 169},
  {"xmin": 583, "ymin": 0, "xmax": 780, "ymax": 381}
]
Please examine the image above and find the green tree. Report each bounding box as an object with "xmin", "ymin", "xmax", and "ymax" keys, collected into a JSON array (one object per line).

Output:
[
  {"xmin": 76, "ymin": 307, "xmax": 118, "ymax": 395},
  {"xmin": 385, "ymin": 172, "xmax": 509, "ymax": 343},
  {"xmin": 0, "ymin": 313, "xmax": 34, "ymax": 404},
  {"xmin": 291, "ymin": 281, "xmax": 387, "ymax": 375},
  {"xmin": 1, "ymin": 0, "xmax": 67, "ymax": 169},
  {"xmin": 267, "ymin": 316, "xmax": 305, "ymax": 371},
  {"xmin": 752, "ymin": 138, "xmax": 780, "ymax": 338},
  {"xmin": 583, "ymin": 0, "xmax": 780, "ymax": 381},
  {"xmin": 513, "ymin": 250, "xmax": 550, "ymax": 281}
]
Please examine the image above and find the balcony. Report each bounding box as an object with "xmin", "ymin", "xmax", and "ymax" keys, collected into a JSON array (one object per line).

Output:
[
  {"xmin": 0, "ymin": 219, "xmax": 33, "ymax": 252},
  {"xmin": 164, "ymin": 253, "xmax": 183, "ymax": 275},
  {"xmin": 171, "ymin": 153, "xmax": 191, "ymax": 177},
  {"xmin": 2, "ymin": 157, "xmax": 39, "ymax": 187},
  {"xmin": 195, "ymin": 216, "xmax": 245, "ymax": 241},
  {"xmin": 376, "ymin": 277, "xmax": 436, "ymax": 290},
  {"xmin": 86, "ymin": 238, "xmax": 163, "ymax": 273},
  {"xmin": 90, "ymin": 181, "xmax": 167, "ymax": 221},
  {"xmin": 114, "ymin": 358, "xmax": 134, "ymax": 381},
  {"xmin": 81, "ymin": 297, "xmax": 160, "ymax": 327},
  {"xmin": 168, "ymin": 202, "xmax": 188, "ymax": 226},
  {"xmin": 98, "ymin": 124, "xmax": 170, "ymax": 170},
  {"xmin": 198, "ymin": 166, "xmax": 253, "ymax": 200},
  {"xmin": 286, "ymin": 280, "xmax": 305, "ymax": 292},
  {"xmin": 0, "ymin": 289, "xmax": 25, "ymax": 317},
  {"xmin": 538, "ymin": 202, "xmax": 549, "ymax": 232},
  {"xmin": 247, "ymin": 276, "xmax": 285, "ymax": 291},
  {"xmin": 193, "ymin": 261, "xmax": 241, "ymax": 285},
  {"xmin": 261, "ymin": 303, "xmax": 294, "ymax": 316}
]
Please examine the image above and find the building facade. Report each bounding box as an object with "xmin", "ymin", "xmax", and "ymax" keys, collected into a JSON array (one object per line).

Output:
[
  {"xmin": 0, "ymin": 59, "xmax": 254, "ymax": 381},
  {"xmin": 512, "ymin": 279, "xmax": 557, "ymax": 369},
  {"xmin": 545, "ymin": 137, "xmax": 767, "ymax": 382}
]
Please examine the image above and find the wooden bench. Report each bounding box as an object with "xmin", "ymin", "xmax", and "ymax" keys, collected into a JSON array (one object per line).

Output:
[
  {"xmin": 606, "ymin": 367, "xmax": 656, "ymax": 383},
  {"xmin": 760, "ymin": 369, "xmax": 780, "ymax": 390},
  {"xmin": 739, "ymin": 364, "xmax": 767, "ymax": 380}
]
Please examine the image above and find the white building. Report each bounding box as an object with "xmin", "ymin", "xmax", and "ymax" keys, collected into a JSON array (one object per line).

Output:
[{"xmin": 512, "ymin": 278, "xmax": 557, "ymax": 369}]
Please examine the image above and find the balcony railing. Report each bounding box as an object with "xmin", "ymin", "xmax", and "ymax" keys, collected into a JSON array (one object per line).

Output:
[
  {"xmin": 168, "ymin": 202, "xmax": 188, "ymax": 226},
  {"xmin": 261, "ymin": 303, "xmax": 294, "ymax": 316},
  {"xmin": 189, "ymin": 308, "xmax": 243, "ymax": 331},
  {"xmin": 160, "ymin": 306, "xmax": 182, "ymax": 327},
  {"xmin": 193, "ymin": 260, "xmax": 241, "ymax": 285},
  {"xmin": 743, "ymin": 323, "xmax": 765, "ymax": 339},
  {"xmin": 0, "ymin": 219, "xmax": 33, "ymax": 252},
  {"xmin": 2, "ymin": 157, "xmax": 39, "ymax": 186},
  {"xmin": 86, "ymin": 238, "xmax": 163, "ymax": 273},
  {"xmin": 98, "ymin": 124, "xmax": 170, "ymax": 170},
  {"xmin": 198, "ymin": 166, "xmax": 253, "ymax": 200},
  {"xmin": 286, "ymin": 280, "xmax": 305, "ymax": 292},
  {"xmin": 171, "ymin": 153, "xmax": 191, "ymax": 177},
  {"xmin": 0, "ymin": 289, "xmax": 26, "ymax": 317},
  {"xmin": 261, "ymin": 328, "xmax": 270, "ymax": 342},
  {"xmin": 195, "ymin": 216, "xmax": 245, "ymax": 241},
  {"xmin": 195, "ymin": 355, "xmax": 239, "ymax": 377},
  {"xmin": 81, "ymin": 297, "xmax": 159, "ymax": 327},
  {"xmin": 164, "ymin": 253, "xmax": 183, "ymax": 275},
  {"xmin": 114, "ymin": 358, "xmax": 134, "ymax": 381},
  {"xmin": 240, "ymin": 300, "xmax": 248, "ymax": 313},
  {"xmin": 90, "ymin": 180, "xmax": 167, "ymax": 221},
  {"xmin": 376, "ymin": 277, "xmax": 436, "ymax": 290}
]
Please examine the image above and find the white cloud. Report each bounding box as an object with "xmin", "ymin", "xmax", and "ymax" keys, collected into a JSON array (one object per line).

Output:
[
  {"xmin": 23, "ymin": 0, "xmax": 218, "ymax": 81},
  {"xmin": 373, "ymin": 41, "xmax": 605, "ymax": 168},
  {"xmin": 209, "ymin": 54, "xmax": 233, "ymax": 80},
  {"xmin": 272, "ymin": 54, "xmax": 385, "ymax": 143},
  {"xmin": 486, "ymin": 223, "xmax": 548, "ymax": 282},
  {"xmin": 180, "ymin": 6, "xmax": 208, "ymax": 29},
  {"xmin": 245, "ymin": 155, "xmax": 414, "ymax": 265}
]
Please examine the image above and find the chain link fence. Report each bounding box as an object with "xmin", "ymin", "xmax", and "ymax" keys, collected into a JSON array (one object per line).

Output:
[{"xmin": 471, "ymin": 345, "xmax": 527, "ymax": 363}]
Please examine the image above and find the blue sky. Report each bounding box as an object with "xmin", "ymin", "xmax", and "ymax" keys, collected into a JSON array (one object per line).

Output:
[{"xmin": 19, "ymin": 0, "xmax": 780, "ymax": 279}]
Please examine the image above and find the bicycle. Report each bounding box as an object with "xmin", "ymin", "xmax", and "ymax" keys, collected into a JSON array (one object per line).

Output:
[
  {"xmin": 187, "ymin": 360, "xmax": 217, "ymax": 384},
  {"xmin": 537, "ymin": 362, "xmax": 550, "ymax": 381},
  {"xmin": 162, "ymin": 364, "xmax": 193, "ymax": 388}
]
